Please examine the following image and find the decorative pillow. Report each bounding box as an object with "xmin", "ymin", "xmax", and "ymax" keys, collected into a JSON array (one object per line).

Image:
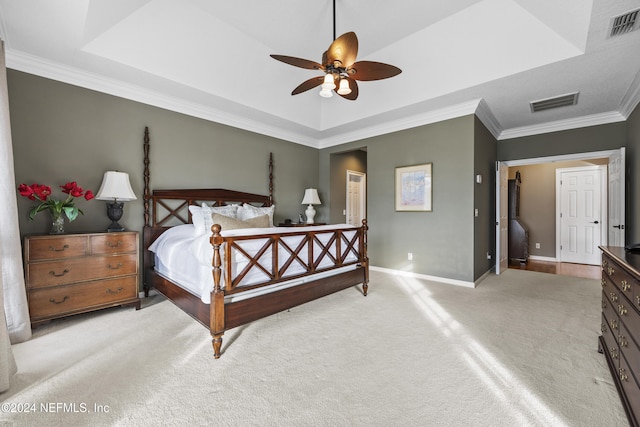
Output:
[
  {"xmin": 238, "ymin": 203, "xmax": 275, "ymax": 227},
  {"xmin": 211, "ymin": 213, "xmax": 269, "ymax": 231},
  {"xmin": 190, "ymin": 203, "xmax": 239, "ymax": 235},
  {"xmin": 188, "ymin": 205, "xmax": 205, "ymax": 235}
]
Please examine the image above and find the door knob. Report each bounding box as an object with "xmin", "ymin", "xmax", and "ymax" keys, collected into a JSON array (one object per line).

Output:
[
  {"xmin": 613, "ymin": 225, "xmax": 625, "ymax": 229},
  {"xmin": 591, "ymin": 221, "xmax": 599, "ymax": 224}
]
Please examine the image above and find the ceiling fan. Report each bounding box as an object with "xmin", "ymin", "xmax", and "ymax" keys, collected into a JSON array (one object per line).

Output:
[{"xmin": 270, "ymin": 1, "xmax": 401, "ymax": 100}]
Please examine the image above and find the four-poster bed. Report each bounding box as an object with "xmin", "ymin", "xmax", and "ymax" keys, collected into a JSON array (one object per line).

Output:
[{"xmin": 141, "ymin": 127, "xmax": 369, "ymax": 358}]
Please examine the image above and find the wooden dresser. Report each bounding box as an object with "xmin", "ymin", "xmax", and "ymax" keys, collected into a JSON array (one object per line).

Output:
[
  {"xmin": 599, "ymin": 245, "xmax": 640, "ymax": 427},
  {"xmin": 24, "ymin": 231, "xmax": 141, "ymax": 327}
]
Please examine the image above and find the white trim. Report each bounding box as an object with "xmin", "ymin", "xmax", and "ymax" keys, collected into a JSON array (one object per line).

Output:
[
  {"xmin": 317, "ymin": 100, "xmax": 482, "ymax": 149},
  {"xmin": 500, "ymin": 149, "xmax": 619, "ymax": 167},
  {"xmin": 498, "ymin": 111, "xmax": 627, "ymax": 140},
  {"xmin": 528, "ymin": 255, "xmax": 558, "ymax": 263}
]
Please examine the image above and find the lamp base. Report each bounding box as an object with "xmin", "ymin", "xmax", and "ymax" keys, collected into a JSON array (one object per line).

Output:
[
  {"xmin": 305, "ymin": 204, "xmax": 316, "ymax": 224},
  {"xmin": 105, "ymin": 201, "xmax": 126, "ymax": 232},
  {"xmin": 107, "ymin": 222, "xmax": 125, "ymax": 232}
]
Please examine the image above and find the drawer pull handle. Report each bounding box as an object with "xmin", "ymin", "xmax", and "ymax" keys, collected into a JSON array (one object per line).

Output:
[
  {"xmin": 601, "ymin": 323, "xmax": 607, "ymax": 334},
  {"xmin": 106, "ymin": 287, "xmax": 124, "ymax": 294},
  {"xmin": 49, "ymin": 269, "xmax": 69, "ymax": 277},
  {"xmin": 610, "ymin": 292, "xmax": 618, "ymax": 302},
  {"xmin": 602, "ymin": 300, "xmax": 607, "ymax": 309},
  {"xmin": 621, "ymin": 280, "xmax": 630, "ymax": 292},
  {"xmin": 607, "ymin": 266, "xmax": 615, "ymax": 276},
  {"xmin": 618, "ymin": 304, "xmax": 628, "ymax": 316},
  {"xmin": 601, "ymin": 278, "xmax": 607, "ymax": 288},
  {"xmin": 610, "ymin": 319, "xmax": 618, "ymax": 330},
  {"xmin": 107, "ymin": 241, "xmax": 122, "ymax": 248},
  {"xmin": 619, "ymin": 368, "xmax": 628, "ymax": 382},
  {"xmin": 49, "ymin": 296, "xmax": 69, "ymax": 305},
  {"xmin": 108, "ymin": 263, "xmax": 123, "ymax": 270},
  {"xmin": 636, "ymin": 295, "xmax": 640, "ymax": 306},
  {"xmin": 610, "ymin": 347, "xmax": 618, "ymax": 359},
  {"xmin": 618, "ymin": 335, "xmax": 628, "ymax": 348},
  {"xmin": 48, "ymin": 244, "xmax": 69, "ymax": 252},
  {"xmin": 602, "ymin": 259, "xmax": 608, "ymax": 268}
]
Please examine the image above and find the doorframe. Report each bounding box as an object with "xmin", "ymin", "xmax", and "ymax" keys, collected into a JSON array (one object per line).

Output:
[
  {"xmin": 496, "ymin": 149, "xmax": 621, "ymax": 274},
  {"xmin": 346, "ymin": 170, "xmax": 366, "ymax": 226},
  {"xmin": 555, "ymin": 164, "xmax": 607, "ymax": 263}
]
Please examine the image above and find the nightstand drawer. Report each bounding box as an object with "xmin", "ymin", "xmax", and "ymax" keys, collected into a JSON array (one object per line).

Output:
[
  {"xmin": 28, "ymin": 276, "xmax": 138, "ymax": 319},
  {"xmin": 90, "ymin": 233, "xmax": 137, "ymax": 255},
  {"xmin": 26, "ymin": 235, "xmax": 88, "ymax": 260},
  {"xmin": 27, "ymin": 254, "xmax": 138, "ymax": 288}
]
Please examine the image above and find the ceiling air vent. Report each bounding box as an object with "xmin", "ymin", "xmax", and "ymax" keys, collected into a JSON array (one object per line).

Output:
[
  {"xmin": 530, "ymin": 92, "xmax": 579, "ymax": 113},
  {"xmin": 609, "ymin": 9, "xmax": 639, "ymax": 37}
]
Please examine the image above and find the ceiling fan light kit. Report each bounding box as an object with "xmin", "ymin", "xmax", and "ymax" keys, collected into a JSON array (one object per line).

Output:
[{"xmin": 270, "ymin": 1, "xmax": 401, "ymax": 101}]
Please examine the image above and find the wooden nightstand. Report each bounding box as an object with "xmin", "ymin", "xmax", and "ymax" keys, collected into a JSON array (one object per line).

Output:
[{"xmin": 23, "ymin": 231, "xmax": 141, "ymax": 327}]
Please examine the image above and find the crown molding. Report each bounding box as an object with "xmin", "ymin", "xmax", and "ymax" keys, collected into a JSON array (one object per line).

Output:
[
  {"xmin": 498, "ymin": 110, "xmax": 627, "ymax": 140},
  {"xmin": 317, "ymin": 100, "xmax": 482, "ymax": 149},
  {"xmin": 474, "ymin": 99, "xmax": 502, "ymax": 139},
  {"xmin": 619, "ymin": 67, "xmax": 640, "ymax": 119}
]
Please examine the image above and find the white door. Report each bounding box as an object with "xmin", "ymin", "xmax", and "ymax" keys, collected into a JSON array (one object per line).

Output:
[
  {"xmin": 346, "ymin": 171, "xmax": 366, "ymax": 226},
  {"xmin": 608, "ymin": 148, "xmax": 626, "ymax": 247},
  {"xmin": 557, "ymin": 166, "xmax": 605, "ymax": 265},
  {"xmin": 495, "ymin": 162, "xmax": 509, "ymax": 274}
]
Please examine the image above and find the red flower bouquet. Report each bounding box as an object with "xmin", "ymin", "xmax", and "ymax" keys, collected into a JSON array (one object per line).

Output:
[{"xmin": 18, "ymin": 182, "xmax": 94, "ymax": 232}]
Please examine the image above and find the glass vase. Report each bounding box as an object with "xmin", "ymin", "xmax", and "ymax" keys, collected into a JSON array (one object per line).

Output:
[{"xmin": 50, "ymin": 213, "xmax": 65, "ymax": 235}]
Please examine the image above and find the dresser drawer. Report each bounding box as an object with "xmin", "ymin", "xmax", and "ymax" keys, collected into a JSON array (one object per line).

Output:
[
  {"xmin": 602, "ymin": 313, "xmax": 620, "ymax": 365},
  {"xmin": 603, "ymin": 256, "xmax": 636, "ymax": 299},
  {"xmin": 619, "ymin": 352, "xmax": 640, "ymax": 421},
  {"xmin": 603, "ymin": 291, "xmax": 621, "ymax": 333},
  {"xmin": 26, "ymin": 235, "xmax": 88, "ymax": 260},
  {"xmin": 90, "ymin": 233, "xmax": 137, "ymax": 255},
  {"xmin": 28, "ymin": 276, "xmax": 138, "ymax": 319},
  {"xmin": 27, "ymin": 254, "xmax": 138, "ymax": 288}
]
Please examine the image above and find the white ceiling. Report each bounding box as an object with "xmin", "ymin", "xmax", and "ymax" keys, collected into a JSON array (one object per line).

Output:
[{"xmin": 1, "ymin": 0, "xmax": 640, "ymax": 148}]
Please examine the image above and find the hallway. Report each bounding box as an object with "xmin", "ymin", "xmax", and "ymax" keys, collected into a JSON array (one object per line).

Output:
[{"xmin": 509, "ymin": 259, "xmax": 601, "ymax": 280}]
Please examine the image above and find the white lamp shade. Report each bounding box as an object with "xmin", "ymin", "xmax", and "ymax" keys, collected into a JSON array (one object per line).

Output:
[
  {"xmin": 301, "ymin": 188, "xmax": 321, "ymax": 205},
  {"xmin": 96, "ymin": 171, "xmax": 137, "ymax": 201}
]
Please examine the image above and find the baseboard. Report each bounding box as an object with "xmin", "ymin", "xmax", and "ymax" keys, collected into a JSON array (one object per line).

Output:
[
  {"xmin": 370, "ymin": 265, "xmax": 479, "ymax": 288},
  {"xmin": 528, "ymin": 255, "xmax": 558, "ymax": 262}
]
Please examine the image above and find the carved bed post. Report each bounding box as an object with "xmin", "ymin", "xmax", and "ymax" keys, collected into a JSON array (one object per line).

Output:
[
  {"xmin": 210, "ymin": 224, "xmax": 225, "ymax": 359},
  {"xmin": 361, "ymin": 219, "xmax": 369, "ymax": 296},
  {"xmin": 143, "ymin": 126, "xmax": 150, "ymax": 227},
  {"xmin": 143, "ymin": 127, "xmax": 151, "ymax": 296},
  {"xmin": 268, "ymin": 152, "xmax": 274, "ymax": 206}
]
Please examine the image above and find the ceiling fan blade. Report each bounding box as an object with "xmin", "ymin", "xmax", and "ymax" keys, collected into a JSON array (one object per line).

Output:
[
  {"xmin": 349, "ymin": 61, "xmax": 402, "ymax": 81},
  {"xmin": 326, "ymin": 32, "xmax": 358, "ymax": 68},
  {"xmin": 336, "ymin": 78, "xmax": 359, "ymax": 101},
  {"xmin": 292, "ymin": 76, "xmax": 325, "ymax": 95},
  {"xmin": 270, "ymin": 55, "xmax": 323, "ymax": 70}
]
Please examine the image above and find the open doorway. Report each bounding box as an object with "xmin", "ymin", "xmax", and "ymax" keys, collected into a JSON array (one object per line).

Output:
[
  {"xmin": 329, "ymin": 149, "xmax": 367, "ymax": 224},
  {"xmin": 495, "ymin": 148, "xmax": 625, "ymax": 275}
]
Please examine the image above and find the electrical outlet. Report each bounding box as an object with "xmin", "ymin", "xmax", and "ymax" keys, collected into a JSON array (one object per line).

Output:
[
  {"xmin": 487, "ymin": 252, "xmax": 492, "ymax": 260},
  {"xmin": 535, "ymin": 243, "xmax": 540, "ymax": 249},
  {"xmin": 408, "ymin": 252, "xmax": 413, "ymax": 261}
]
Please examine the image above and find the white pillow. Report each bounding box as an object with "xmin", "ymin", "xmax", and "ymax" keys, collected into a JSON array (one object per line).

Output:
[
  {"xmin": 238, "ymin": 203, "xmax": 275, "ymax": 227},
  {"xmin": 189, "ymin": 203, "xmax": 239, "ymax": 235}
]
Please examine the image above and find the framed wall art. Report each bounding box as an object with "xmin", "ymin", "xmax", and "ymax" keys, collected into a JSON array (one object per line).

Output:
[{"xmin": 395, "ymin": 163, "xmax": 432, "ymax": 212}]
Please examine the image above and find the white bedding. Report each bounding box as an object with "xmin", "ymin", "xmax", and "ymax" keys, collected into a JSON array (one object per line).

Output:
[{"xmin": 148, "ymin": 223, "xmax": 361, "ymax": 304}]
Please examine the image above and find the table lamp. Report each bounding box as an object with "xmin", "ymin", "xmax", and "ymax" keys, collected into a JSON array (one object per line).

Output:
[
  {"xmin": 301, "ymin": 188, "xmax": 321, "ymax": 224},
  {"xmin": 95, "ymin": 171, "xmax": 137, "ymax": 232}
]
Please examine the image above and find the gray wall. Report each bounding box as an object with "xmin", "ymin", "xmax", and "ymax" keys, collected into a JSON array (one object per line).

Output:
[
  {"xmin": 9, "ymin": 70, "xmax": 319, "ymax": 237},
  {"xmin": 474, "ymin": 117, "xmax": 497, "ymax": 278},
  {"xmin": 321, "ymin": 115, "xmax": 483, "ymax": 282},
  {"xmin": 628, "ymin": 104, "xmax": 640, "ymax": 243}
]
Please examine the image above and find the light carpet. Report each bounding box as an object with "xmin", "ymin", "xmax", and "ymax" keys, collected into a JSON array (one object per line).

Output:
[{"xmin": 0, "ymin": 269, "xmax": 629, "ymax": 426}]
